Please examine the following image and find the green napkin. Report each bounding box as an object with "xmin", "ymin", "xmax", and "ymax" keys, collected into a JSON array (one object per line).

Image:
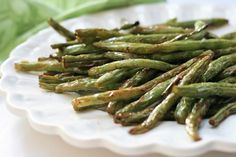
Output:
[{"xmin": 0, "ymin": 0, "xmax": 164, "ymax": 61}]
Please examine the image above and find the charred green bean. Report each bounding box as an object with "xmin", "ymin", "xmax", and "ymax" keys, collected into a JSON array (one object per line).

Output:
[{"xmin": 88, "ymin": 59, "xmax": 176, "ymax": 76}]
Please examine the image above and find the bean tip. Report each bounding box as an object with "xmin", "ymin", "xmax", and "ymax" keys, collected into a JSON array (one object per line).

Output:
[
  {"xmin": 72, "ymin": 98, "xmax": 80, "ymax": 111},
  {"xmin": 129, "ymin": 124, "xmax": 149, "ymax": 135},
  {"xmin": 208, "ymin": 119, "xmax": 217, "ymax": 127}
]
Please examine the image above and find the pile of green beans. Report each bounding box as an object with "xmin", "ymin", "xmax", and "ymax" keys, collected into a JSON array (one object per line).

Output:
[{"xmin": 15, "ymin": 17, "xmax": 236, "ymax": 141}]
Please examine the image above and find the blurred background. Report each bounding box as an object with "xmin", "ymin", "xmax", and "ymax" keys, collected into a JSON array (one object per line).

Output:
[
  {"xmin": 1, "ymin": 0, "xmax": 235, "ymax": 61},
  {"xmin": 0, "ymin": 0, "xmax": 164, "ymax": 61}
]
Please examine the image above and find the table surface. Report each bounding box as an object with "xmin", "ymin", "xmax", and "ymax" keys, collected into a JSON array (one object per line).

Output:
[{"xmin": 1, "ymin": 1, "xmax": 236, "ymax": 157}]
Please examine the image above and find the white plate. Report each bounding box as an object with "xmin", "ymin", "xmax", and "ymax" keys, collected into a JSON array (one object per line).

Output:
[{"xmin": 1, "ymin": 3, "xmax": 236, "ymax": 157}]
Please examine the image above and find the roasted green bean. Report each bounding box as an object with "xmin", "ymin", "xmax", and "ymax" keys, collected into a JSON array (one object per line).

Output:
[
  {"xmin": 75, "ymin": 28, "xmax": 124, "ymax": 43},
  {"xmin": 165, "ymin": 18, "xmax": 228, "ymax": 28},
  {"xmin": 219, "ymin": 76, "xmax": 236, "ymax": 83},
  {"xmin": 209, "ymin": 101, "xmax": 236, "ymax": 127},
  {"xmin": 94, "ymin": 39, "xmax": 236, "ymax": 54},
  {"xmin": 186, "ymin": 98, "xmax": 216, "ymax": 141},
  {"xmin": 88, "ymin": 59, "xmax": 176, "ymax": 76},
  {"xmin": 62, "ymin": 44, "xmax": 103, "ymax": 55},
  {"xmin": 216, "ymin": 65, "xmax": 236, "ymax": 80},
  {"xmin": 203, "ymin": 53, "xmax": 236, "ymax": 81},
  {"xmin": 129, "ymin": 25, "xmax": 192, "ymax": 34},
  {"xmin": 15, "ymin": 60, "xmax": 88, "ymax": 74},
  {"xmin": 48, "ymin": 18, "xmax": 76, "ymax": 41},
  {"xmin": 174, "ymin": 82, "xmax": 236, "ymax": 98},
  {"xmin": 104, "ymin": 51, "xmax": 142, "ymax": 60},
  {"xmin": 96, "ymin": 68, "xmax": 139, "ymax": 88}
]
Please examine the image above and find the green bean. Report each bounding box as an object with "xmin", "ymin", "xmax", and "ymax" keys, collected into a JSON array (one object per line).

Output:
[
  {"xmin": 222, "ymin": 64, "xmax": 236, "ymax": 76},
  {"xmin": 104, "ymin": 51, "xmax": 143, "ymax": 60},
  {"xmin": 166, "ymin": 21, "xmax": 208, "ymax": 43},
  {"xmin": 76, "ymin": 103, "xmax": 108, "ymax": 111},
  {"xmin": 96, "ymin": 69, "xmax": 123, "ymax": 86},
  {"xmin": 152, "ymin": 47, "xmax": 236, "ymax": 63},
  {"xmin": 62, "ymin": 54, "xmax": 105, "ymax": 63},
  {"xmin": 183, "ymin": 30, "xmax": 208, "ymax": 40},
  {"xmin": 129, "ymin": 26, "xmax": 192, "ymax": 34},
  {"xmin": 107, "ymin": 31, "xmax": 207, "ymax": 44},
  {"xmin": 129, "ymin": 92, "xmax": 178, "ymax": 134},
  {"xmin": 96, "ymin": 68, "xmax": 139, "ymax": 88},
  {"xmin": 93, "ymin": 41, "xmax": 157, "ymax": 54},
  {"xmin": 175, "ymin": 97, "xmax": 196, "ymax": 124},
  {"xmin": 106, "ymin": 34, "xmax": 179, "ymax": 44},
  {"xmin": 221, "ymin": 32, "xmax": 236, "ymax": 40},
  {"xmin": 207, "ymin": 100, "xmax": 229, "ymax": 117},
  {"xmin": 56, "ymin": 75, "xmax": 85, "ymax": 82},
  {"xmin": 214, "ymin": 47, "xmax": 236, "ymax": 58},
  {"xmin": 72, "ymin": 57, "xmax": 196, "ymax": 111},
  {"xmin": 222, "ymin": 97, "xmax": 236, "ymax": 104},
  {"xmin": 174, "ymin": 82, "xmax": 236, "ymax": 98},
  {"xmin": 94, "ymin": 39, "xmax": 236, "ymax": 54},
  {"xmin": 15, "ymin": 60, "xmax": 88, "ymax": 74},
  {"xmin": 107, "ymin": 98, "xmax": 139, "ymax": 116},
  {"xmin": 118, "ymin": 108, "xmax": 155, "ymax": 125},
  {"xmin": 72, "ymin": 86, "xmax": 145, "ymax": 111},
  {"xmin": 74, "ymin": 21, "xmax": 139, "ymax": 44},
  {"xmin": 48, "ymin": 18, "xmax": 76, "ymax": 41},
  {"xmin": 107, "ymin": 101, "xmax": 128, "ymax": 115},
  {"xmin": 161, "ymin": 73, "xmax": 184, "ymax": 97},
  {"xmin": 51, "ymin": 41, "xmax": 81, "ymax": 49},
  {"xmin": 121, "ymin": 69, "xmax": 156, "ymax": 88},
  {"xmin": 39, "ymin": 74, "xmax": 84, "ymax": 84},
  {"xmin": 55, "ymin": 72, "xmax": 83, "ymax": 77},
  {"xmin": 75, "ymin": 28, "xmax": 124, "ymax": 43},
  {"xmin": 62, "ymin": 44, "xmax": 103, "ymax": 55},
  {"xmin": 216, "ymin": 65, "xmax": 236, "ymax": 80},
  {"xmin": 190, "ymin": 31, "xmax": 209, "ymax": 39},
  {"xmin": 55, "ymin": 78, "xmax": 98, "ymax": 93},
  {"xmin": 39, "ymin": 82, "xmax": 58, "ymax": 91},
  {"xmin": 209, "ymin": 101, "xmax": 236, "ymax": 127},
  {"xmin": 120, "ymin": 109, "xmax": 176, "ymax": 126},
  {"xmin": 129, "ymin": 52, "xmax": 214, "ymax": 134},
  {"xmin": 186, "ymin": 98, "xmax": 216, "ymax": 141},
  {"xmin": 219, "ymin": 76, "xmax": 236, "ymax": 83},
  {"xmin": 15, "ymin": 60, "xmax": 61, "ymax": 72},
  {"xmin": 63, "ymin": 59, "xmax": 110, "ymax": 68},
  {"xmin": 203, "ymin": 53, "xmax": 236, "ymax": 81},
  {"xmin": 151, "ymin": 45, "xmax": 233, "ymax": 63},
  {"xmin": 151, "ymin": 50, "xmax": 204, "ymax": 63},
  {"xmin": 165, "ymin": 18, "xmax": 228, "ymax": 28},
  {"xmin": 88, "ymin": 59, "xmax": 177, "ymax": 76}
]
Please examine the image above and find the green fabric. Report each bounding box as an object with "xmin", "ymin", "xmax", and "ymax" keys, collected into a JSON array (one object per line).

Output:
[{"xmin": 0, "ymin": 0, "xmax": 164, "ymax": 61}]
